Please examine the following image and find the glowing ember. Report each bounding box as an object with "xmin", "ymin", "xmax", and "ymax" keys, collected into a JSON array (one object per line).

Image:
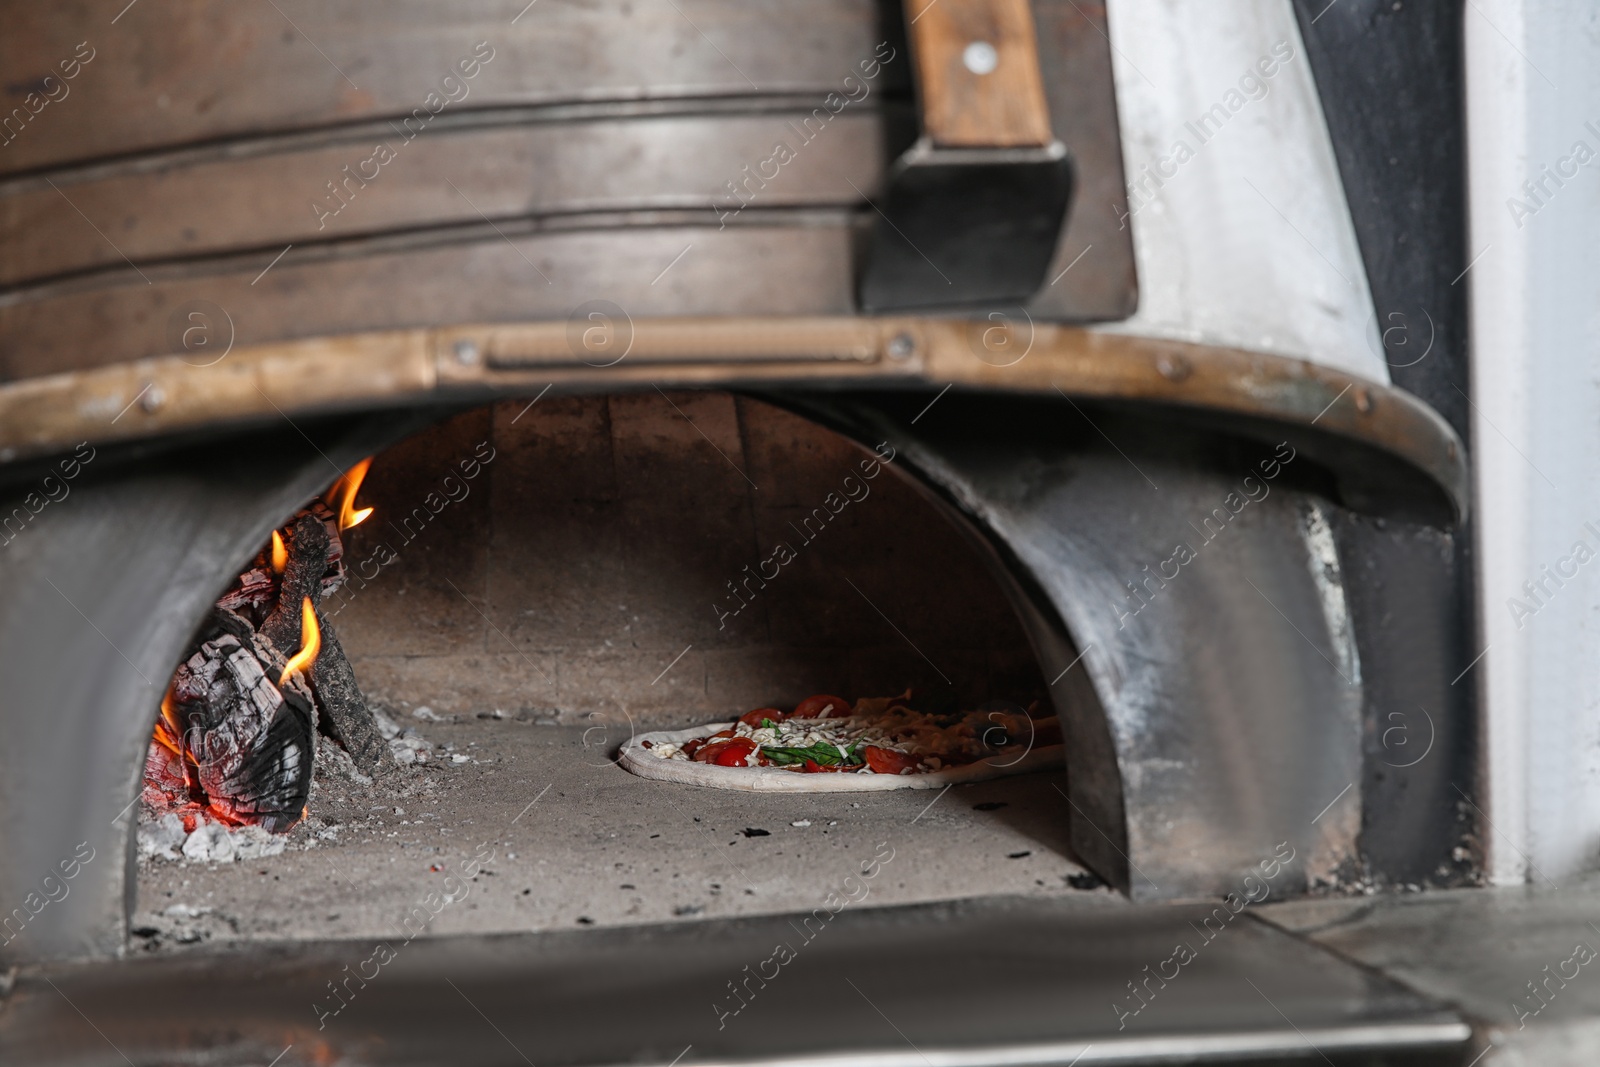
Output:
[
  {"xmin": 279, "ymin": 596, "xmax": 321, "ymax": 686},
  {"xmin": 270, "ymin": 530, "xmax": 287, "ymax": 574},
  {"xmin": 329, "ymin": 458, "xmax": 374, "ymax": 531}
]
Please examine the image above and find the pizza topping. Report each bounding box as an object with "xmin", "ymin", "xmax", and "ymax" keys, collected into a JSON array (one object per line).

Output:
[
  {"xmin": 762, "ymin": 741, "xmax": 865, "ymax": 768},
  {"xmin": 695, "ymin": 737, "xmax": 759, "ymax": 766},
  {"xmin": 792, "ymin": 694, "xmax": 850, "ymax": 719},
  {"xmin": 677, "ymin": 729, "xmax": 732, "ymax": 760},
  {"xmin": 646, "ymin": 691, "xmax": 1046, "ymax": 775},
  {"xmin": 738, "ymin": 707, "xmax": 788, "ymax": 729},
  {"xmin": 863, "ymin": 745, "xmax": 920, "ymax": 775}
]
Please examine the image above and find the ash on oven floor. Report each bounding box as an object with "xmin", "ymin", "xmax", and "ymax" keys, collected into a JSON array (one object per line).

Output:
[{"xmin": 133, "ymin": 721, "xmax": 1111, "ymax": 949}]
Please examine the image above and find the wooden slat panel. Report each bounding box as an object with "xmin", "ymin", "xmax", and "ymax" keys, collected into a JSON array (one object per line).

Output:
[
  {"xmin": 0, "ymin": 0, "xmax": 1138, "ymax": 365},
  {"xmin": 0, "ymin": 112, "xmax": 888, "ymax": 289},
  {"xmin": 0, "ymin": 0, "xmax": 904, "ymax": 176},
  {"xmin": 0, "ymin": 224, "xmax": 859, "ymax": 380}
]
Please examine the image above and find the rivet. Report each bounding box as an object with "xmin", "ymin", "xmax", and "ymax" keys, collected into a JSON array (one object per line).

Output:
[
  {"xmin": 453, "ymin": 339, "xmax": 481, "ymax": 366},
  {"xmin": 1355, "ymin": 387, "xmax": 1374, "ymax": 414},
  {"xmin": 1155, "ymin": 353, "xmax": 1192, "ymax": 382},
  {"xmin": 140, "ymin": 383, "xmax": 166, "ymax": 413},
  {"xmin": 963, "ymin": 41, "xmax": 999, "ymax": 75},
  {"xmin": 886, "ymin": 332, "xmax": 916, "ymax": 361}
]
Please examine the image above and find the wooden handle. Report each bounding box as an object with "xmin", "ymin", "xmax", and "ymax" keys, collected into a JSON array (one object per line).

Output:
[{"xmin": 904, "ymin": 0, "xmax": 1055, "ymax": 149}]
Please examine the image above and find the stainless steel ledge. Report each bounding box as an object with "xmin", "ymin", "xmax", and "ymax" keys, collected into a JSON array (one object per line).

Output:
[{"xmin": 0, "ymin": 895, "xmax": 1470, "ymax": 1067}]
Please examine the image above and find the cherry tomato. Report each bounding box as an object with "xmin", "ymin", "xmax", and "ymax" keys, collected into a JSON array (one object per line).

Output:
[
  {"xmin": 739, "ymin": 707, "xmax": 787, "ymax": 729},
  {"xmin": 696, "ymin": 738, "xmax": 758, "ymax": 766},
  {"xmin": 863, "ymin": 746, "xmax": 920, "ymax": 775},
  {"xmin": 684, "ymin": 730, "xmax": 734, "ymax": 761},
  {"xmin": 688, "ymin": 729, "xmax": 736, "ymax": 764},
  {"xmin": 713, "ymin": 738, "xmax": 759, "ymax": 766},
  {"xmin": 792, "ymin": 694, "xmax": 851, "ymax": 719}
]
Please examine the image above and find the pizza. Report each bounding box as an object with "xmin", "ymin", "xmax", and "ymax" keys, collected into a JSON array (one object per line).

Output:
[{"xmin": 617, "ymin": 691, "xmax": 1063, "ymax": 792}]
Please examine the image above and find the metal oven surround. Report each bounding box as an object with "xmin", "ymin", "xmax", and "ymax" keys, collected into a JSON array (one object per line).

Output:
[{"xmin": 0, "ymin": 3, "xmax": 1482, "ymax": 1061}]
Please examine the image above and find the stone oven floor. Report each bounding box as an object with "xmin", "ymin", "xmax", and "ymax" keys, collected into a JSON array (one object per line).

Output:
[{"xmin": 133, "ymin": 717, "xmax": 1116, "ymax": 951}]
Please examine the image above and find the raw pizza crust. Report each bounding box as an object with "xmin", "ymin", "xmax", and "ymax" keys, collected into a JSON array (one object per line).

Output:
[{"xmin": 617, "ymin": 721, "xmax": 1064, "ymax": 792}]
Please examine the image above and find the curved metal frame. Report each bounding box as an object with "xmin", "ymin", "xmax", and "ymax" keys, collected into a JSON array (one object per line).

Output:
[
  {"xmin": 0, "ymin": 319, "xmax": 1466, "ymax": 523},
  {"xmin": 793, "ymin": 392, "xmax": 1367, "ymax": 900},
  {"xmin": 0, "ymin": 416, "xmax": 409, "ymax": 965}
]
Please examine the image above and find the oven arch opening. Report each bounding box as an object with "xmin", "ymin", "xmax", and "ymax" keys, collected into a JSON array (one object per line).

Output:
[
  {"xmin": 123, "ymin": 392, "xmax": 1094, "ymax": 953},
  {"xmin": 0, "ymin": 386, "xmax": 1370, "ymax": 964}
]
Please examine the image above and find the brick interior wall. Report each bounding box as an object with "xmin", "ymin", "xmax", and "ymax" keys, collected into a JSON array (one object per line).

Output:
[{"xmin": 325, "ymin": 392, "xmax": 1046, "ymax": 727}]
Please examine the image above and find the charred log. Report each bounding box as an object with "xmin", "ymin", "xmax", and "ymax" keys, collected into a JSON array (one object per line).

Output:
[
  {"xmin": 261, "ymin": 512, "xmax": 330, "ymax": 653},
  {"xmin": 256, "ymin": 510, "xmax": 390, "ymax": 776},
  {"xmin": 168, "ymin": 623, "xmax": 314, "ymax": 832},
  {"xmin": 311, "ymin": 620, "xmax": 391, "ymax": 776},
  {"xmin": 146, "ymin": 472, "xmax": 392, "ymax": 835}
]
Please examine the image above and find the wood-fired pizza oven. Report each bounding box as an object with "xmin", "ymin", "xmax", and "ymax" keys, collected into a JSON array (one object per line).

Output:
[{"xmin": 0, "ymin": 2, "xmax": 1484, "ymax": 1065}]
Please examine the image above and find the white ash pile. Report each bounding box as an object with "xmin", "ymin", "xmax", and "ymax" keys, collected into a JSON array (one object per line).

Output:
[
  {"xmin": 137, "ymin": 812, "xmax": 287, "ymax": 864},
  {"xmin": 372, "ymin": 705, "xmax": 439, "ymax": 766}
]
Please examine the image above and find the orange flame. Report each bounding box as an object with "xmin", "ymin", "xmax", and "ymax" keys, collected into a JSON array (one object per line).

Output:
[
  {"xmin": 153, "ymin": 686, "xmax": 184, "ymax": 758},
  {"xmin": 328, "ymin": 458, "xmax": 374, "ymax": 531},
  {"xmin": 270, "ymin": 530, "xmax": 288, "ymax": 574},
  {"xmin": 279, "ymin": 597, "xmax": 322, "ymax": 686}
]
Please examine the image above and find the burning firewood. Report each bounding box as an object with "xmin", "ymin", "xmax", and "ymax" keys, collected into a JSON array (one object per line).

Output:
[
  {"xmin": 173, "ymin": 611, "xmax": 317, "ymax": 831},
  {"xmin": 260, "ymin": 513, "xmax": 330, "ymax": 651},
  {"xmin": 144, "ymin": 459, "xmax": 391, "ymax": 834}
]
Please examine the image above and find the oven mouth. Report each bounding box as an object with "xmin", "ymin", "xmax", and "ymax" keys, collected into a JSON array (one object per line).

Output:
[{"xmin": 123, "ymin": 389, "xmax": 1097, "ymax": 953}]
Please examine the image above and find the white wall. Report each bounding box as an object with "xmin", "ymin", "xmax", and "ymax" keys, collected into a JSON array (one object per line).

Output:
[
  {"xmin": 1099, "ymin": 0, "xmax": 1386, "ymax": 382},
  {"xmin": 1468, "ymin": 0, "xmax": 1600, "ymax": 884}
]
